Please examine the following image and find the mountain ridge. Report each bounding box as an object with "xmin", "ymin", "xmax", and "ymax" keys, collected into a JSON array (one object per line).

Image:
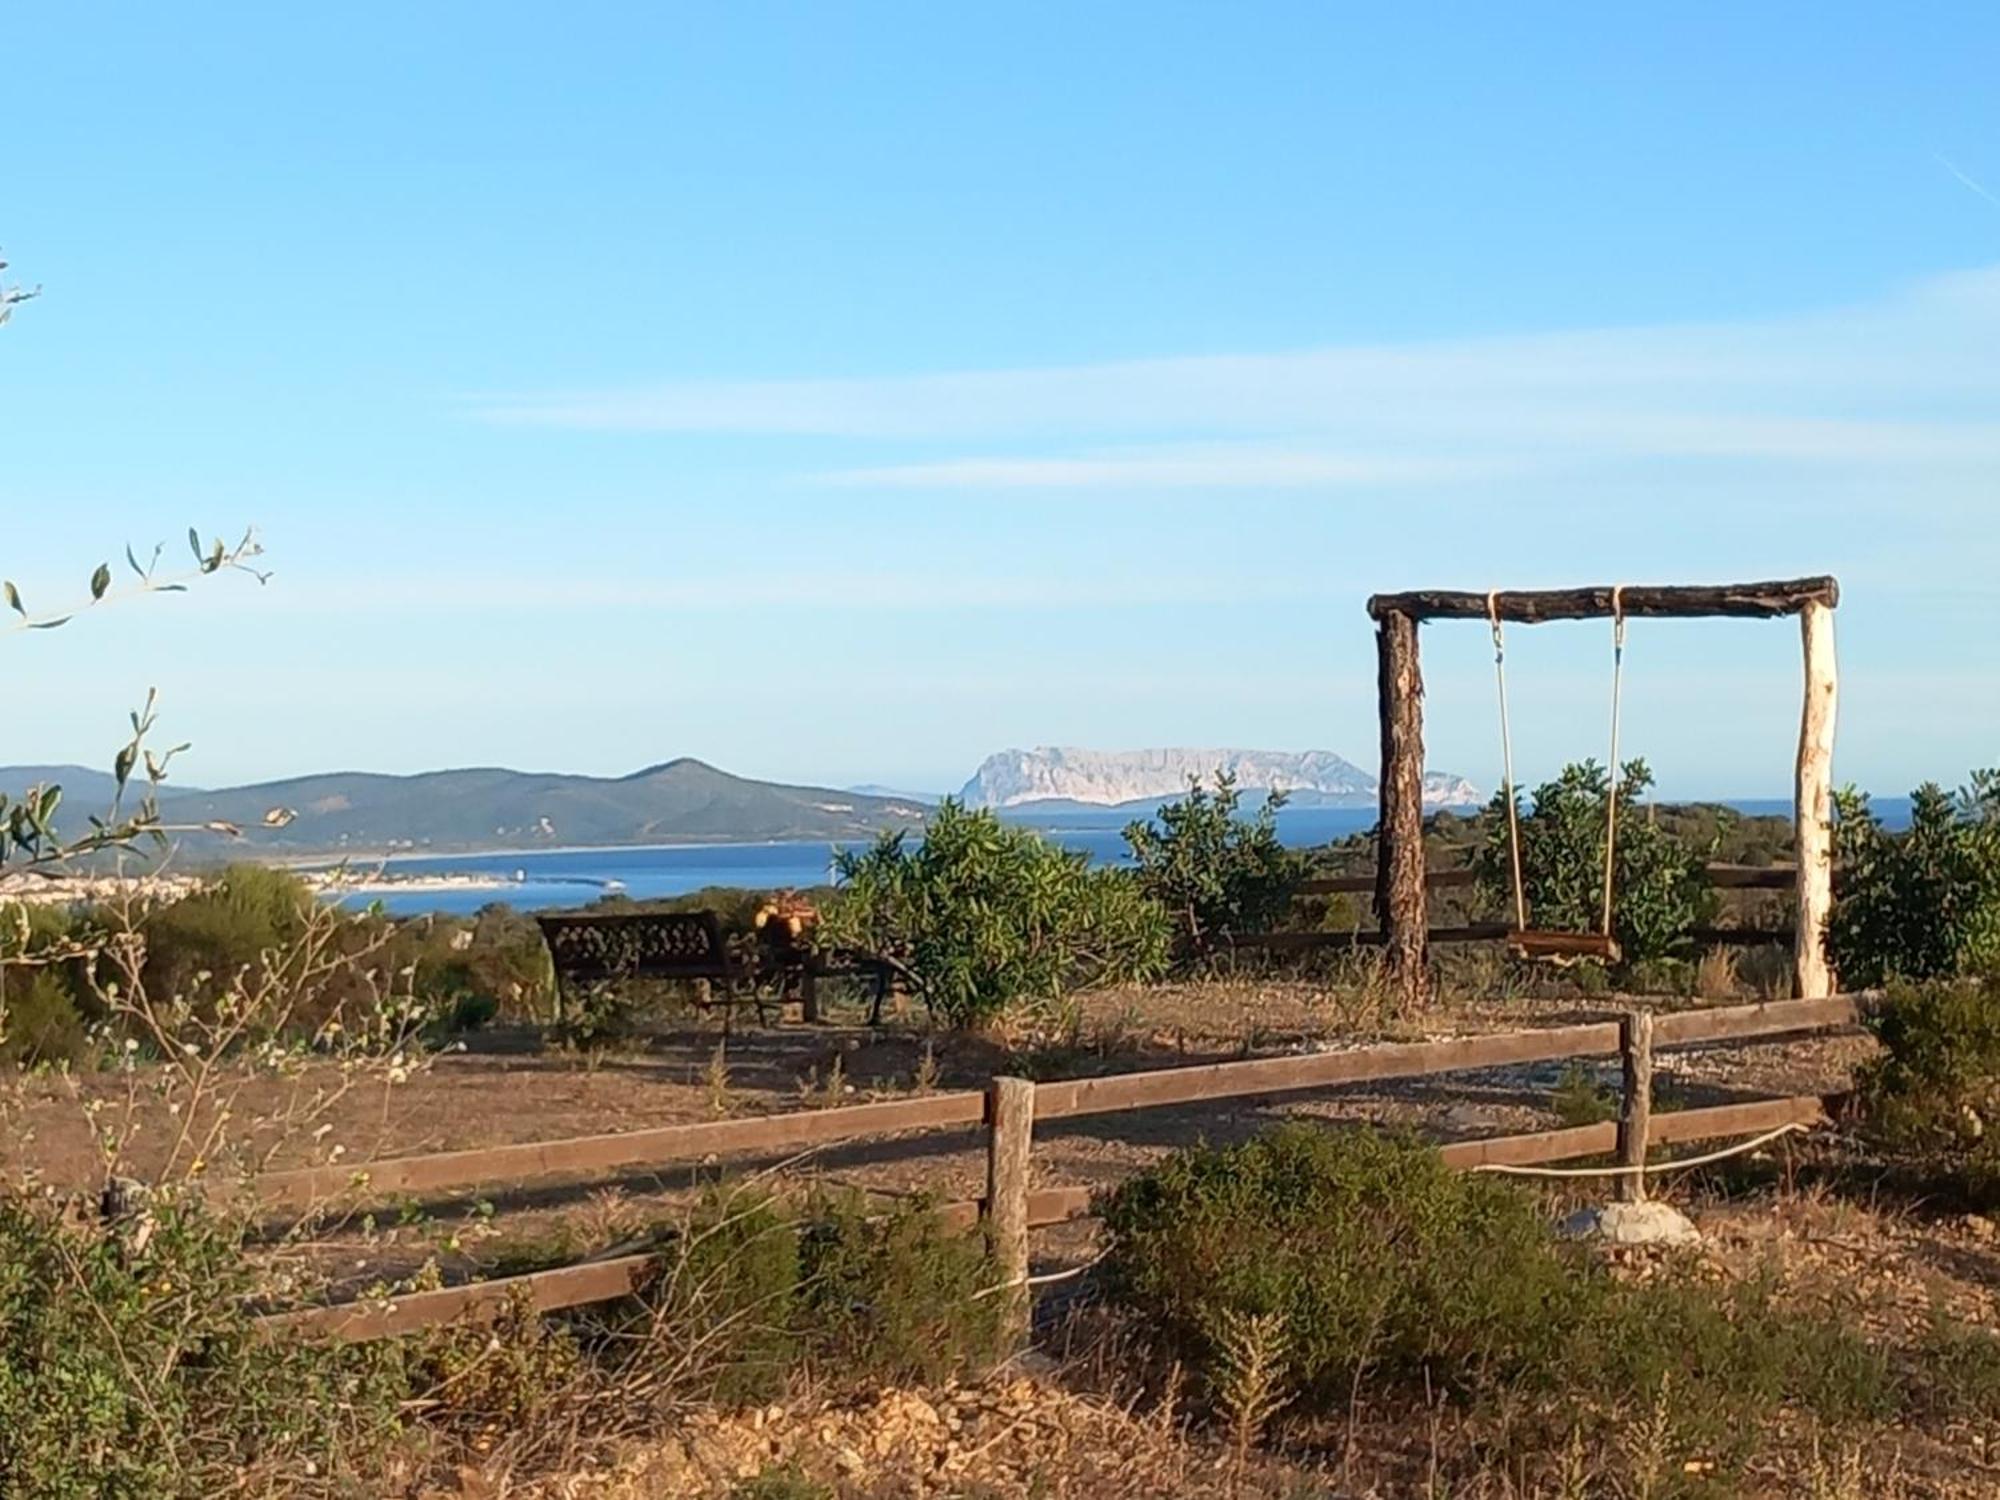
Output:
[{"xmin": 0, "ymin": 759, "xmax": 929, "ymax": 855}]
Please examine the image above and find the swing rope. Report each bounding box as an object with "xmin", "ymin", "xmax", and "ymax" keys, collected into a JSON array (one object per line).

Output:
[
  {"xmin": 1487, "ymin": 591, "xmax": 1529, "ymax": 932},
  {"xmin": 1601, "ymin": 587, "xmax": 1627, "ymax": 939},
  {"xmin": 1487, "ymin": 585, "xmax": 1630, "ymax": 948}
]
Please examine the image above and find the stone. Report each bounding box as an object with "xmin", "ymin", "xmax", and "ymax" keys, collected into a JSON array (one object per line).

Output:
[{"xmin": 1560, "ymin": 1200, "xmax": 1701, "ymax": 1247}]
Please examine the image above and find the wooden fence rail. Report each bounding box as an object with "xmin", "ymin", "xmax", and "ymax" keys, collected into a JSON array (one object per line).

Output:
[
  {"xmin": 256, "ymin": 994, "xmax": 1867, "ymax": 1343},
  {"xmin": 1294, "ymin": 862, "xmax": 1801, "ymax": 899}
]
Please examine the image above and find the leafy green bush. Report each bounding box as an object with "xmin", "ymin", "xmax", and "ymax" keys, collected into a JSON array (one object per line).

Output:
[
  {"xmin": 0, "ymin": 1191, "xmax": 405, "ymax": 1498},
  {"xmin": 1123, "ymin": 774, "xmax": 1304, "ymax": 959},
  {"xmin": 1831, "ymin": 775, "xmax": 2000, "ymax": 989},
  {"xmin": 1100, "ymin": 1125, "xmax": 1899, "ymax": 1473},
  {"xmin": 1473, "ymin": 759, "xmax": 1716, "ymax": 964},
  {"xmin": 821, "ymin": 801, "xmax": 1169, "ymax": 1028}
]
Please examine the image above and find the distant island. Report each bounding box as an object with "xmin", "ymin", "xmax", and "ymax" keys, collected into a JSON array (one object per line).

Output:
[{"xmin": 959, "ymin": 746, "xmax": 1481, "ymax": 812}]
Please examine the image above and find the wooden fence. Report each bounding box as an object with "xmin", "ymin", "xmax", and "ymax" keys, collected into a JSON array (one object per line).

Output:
[
  {"xmin": 1238, "ymin": 861, "xmax": 1801, "ymax": 952},
  {"xmin": 257, "ymin": 993, "xmax": 1862, "ymax": 1343}
]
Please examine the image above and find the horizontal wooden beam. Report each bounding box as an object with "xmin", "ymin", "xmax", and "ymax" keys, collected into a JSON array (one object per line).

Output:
[
  {"xmin": 247, "ymin": 1090, "xmax": 986, "ymax": 1213},
  {"xmin": 1367, "ymin": 576, "xmax": 1839, "ymax": 624},
  {"xmin": 1030, "ymin": 1022, "xmax": 1624, "ymax": 1120},
  {"xmin": 1234, "ymin": 923, "xmax": 1795, "ymax": 952},
  {"xmin": 1296, "ymin": 863, "xmax": 1799, "ymax": 898},
  {"xmin": 1652, "ymin": 994, "xmax": 1860, "ymax": 1048}
]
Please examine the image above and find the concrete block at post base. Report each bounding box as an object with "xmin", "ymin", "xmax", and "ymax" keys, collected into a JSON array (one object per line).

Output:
[{"xmin": 1560, "ymin": 1201, "xmax": 1701, "ymax": 1247}]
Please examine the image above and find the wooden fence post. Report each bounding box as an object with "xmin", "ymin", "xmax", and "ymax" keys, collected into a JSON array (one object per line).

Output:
[
  {"xmin": 1617, "ymin": 1010, "xmax": 1654, "ymax": 1203},
  {"xmin": 1375, "ymin": 607, "xmax": 1434, "ymax": 1008},
  {"xmin": 1794, "ymin": 599, "xmax": 1838, "ymax": 999},
  {"xmin": 984, "ymin": 1076, "xmax": 1035, "ymax": 1337}
]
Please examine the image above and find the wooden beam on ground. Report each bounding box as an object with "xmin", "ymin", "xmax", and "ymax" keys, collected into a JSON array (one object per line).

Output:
[
  {"xmin": 1795, "ymin": 598, "xmax": 1839, "ymax": 998},
  {"xmin": 261, "ymin": 1251, "xmax": 659, "ymax": 1342},
  {"xmin": 247, "ymin": 1090, "xmax": 987, "ymax": 1213},
  {"xmin": 1367, "ymin": 577, "xmax": 1839, "ymax": 624},
  {"xmin": 1374, "ymin": 606, "xmax": 1433, "ymax": 1007}
]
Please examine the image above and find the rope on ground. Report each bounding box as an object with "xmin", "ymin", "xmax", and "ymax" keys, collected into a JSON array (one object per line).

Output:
[
  {"xmin": 1469, "ymin": 1121, "xmax": 1807, "ymax": 1181},
  {"xmin": 970, "ymin": 1247, "xmax": 1110, "ymax": 1301}
]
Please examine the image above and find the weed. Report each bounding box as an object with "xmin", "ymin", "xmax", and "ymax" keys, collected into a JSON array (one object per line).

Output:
[
  {"xmin": 911, "ymin": 1039, "xmax": 940, "ymax": 1095},
  {"xmin": 1548, "ymin": 1062, "xmax": 1618, "ymax": 1127},
  {"xmin": 733, "ymin": 1466, "xmax": 834, "ymax": 1500},
  {"xmin": 705, "ymin": 1037, "xmax": 733, "ymax": 1115}
]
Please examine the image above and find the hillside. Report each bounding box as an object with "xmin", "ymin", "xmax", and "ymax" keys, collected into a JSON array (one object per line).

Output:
[
  {"xmin": 0, "ymin": 764, "xmax": 203, "ymax": 809},
  {"xmin": 0, "ymin": 759, "xmax": 928, "ymax": 855},
  {"xmin": 960, "ymin": 746, "xmax": 1480, "ymax": 811}
]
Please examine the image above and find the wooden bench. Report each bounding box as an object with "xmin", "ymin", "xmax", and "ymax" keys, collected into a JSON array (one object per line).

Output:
[{"xmin": 536, "ymin": 909, "xmax": 902, "ymax": 1028}]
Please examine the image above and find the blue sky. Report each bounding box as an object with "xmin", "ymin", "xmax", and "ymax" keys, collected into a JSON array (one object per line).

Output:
[{"xmin": 3, "ymin": 3, "xmax": 1996, "ymax": 798}]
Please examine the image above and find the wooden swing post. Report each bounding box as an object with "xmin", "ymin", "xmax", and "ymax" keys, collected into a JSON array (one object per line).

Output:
[{"xmin": 1365, "ymin": 576, "xmax": 1840, "ymax": 1008}]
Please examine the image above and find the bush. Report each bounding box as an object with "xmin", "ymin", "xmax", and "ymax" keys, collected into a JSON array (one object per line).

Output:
[
  {"xmin": 616, "ymin": 1188, "xmax": 1008, "ymax": 1405},
  {"xmin": 1473, "ymin": 759, "xmax": 1716, "ymax": 964},
  {"xmin": 821, "ymin": 801, "xmax": 1169, "ymax": 1028},
  {"xmin": 0, "ymin": 1191, "xmax": 406, "ymax": 1498},
  {"xmin": 1853, "ymin": 976, "xmax": 2000, "ymax": 1201},
  {"xmin": 1123, "ymin": 774, "xmax": 1304, "ymax": 959},
  {"xmin": 136, "ymin": 863, "xmax": 316, "ymax": 1002},
  {"xmin": 0, "ymin": 967, "xmax": 89, "ymax": 1067},
  {"xmin": 1831, "ymin": 775, "xmax": 2000, "ymax": 989},
  {"xmin": 1100, "ymin": 1126, "xmax": 1899, "ymax": 1472},
  {"xmin": 1101, "ymin": 1125, "xmax": 1581, "ymax": 1408},
  {"xmin": 0, "ymin": 903, "xmax": 102, "ymax": 1067}
]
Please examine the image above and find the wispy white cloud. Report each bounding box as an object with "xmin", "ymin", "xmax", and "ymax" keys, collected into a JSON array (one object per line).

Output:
[
  {"xmin": 472, "ymin": 264, "xmax": 2000, "ymax": 491},
  {"xmin": 820, "ymin": 446, "xmax": 1513, "ymax": 490},
  {"xmin": 217, "ymin": 570, "xmax": 1316, "ymax": 616},
  {"xmin": 1939, "ymin": 154, "xmax": 2000, "ymax": 210}
]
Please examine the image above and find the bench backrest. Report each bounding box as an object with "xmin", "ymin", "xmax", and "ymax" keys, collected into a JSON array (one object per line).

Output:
[{"xmin": 536, "ymin": 910, "xmax": 733, "ymax": 982}]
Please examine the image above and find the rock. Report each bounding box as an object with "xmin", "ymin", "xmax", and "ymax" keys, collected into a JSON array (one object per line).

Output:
[{"xmin": 1560, "ymin": 1200, "xmax": 1701, "ymax": 1247}]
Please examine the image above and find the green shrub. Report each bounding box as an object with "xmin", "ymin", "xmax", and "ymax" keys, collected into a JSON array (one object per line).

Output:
[
  {"xmin": 1100, "ymin": 1125, "xmax": 1897, "ymax": 1472},
  {"xmin": 0, "ymin": 1191, "xmax": 406, "ymax": 1499},
  {"xmin": 1101, "ymin": 1125, "xmax": 1580, "ymax": 1408},
  {"xmin": 1853, "ymin": 976, "xmax": 2000, "ymax": 1201},
  {"xmin": 821, "ymin": 801, "xmax": 1169, "ymax": 1028},
  {"xmin": 1473, "ymin": 759, "xmax": 1717, "ymax": 964},
  {"xmin": 136, "ymin": 863, "xmax": 316, "ymax": 1001},
  {"xmin": 1123, "ymin": 774, "xmax": 1305, "ymax": 959},
  {"xmin": 1831, "ymin": 775, "xmax": 2000, "ymax": 989},
  {"xmin": 0, "ymin": 967, "xmax": 89, "ymax": 1067},
  {"xmin": 0, "ymin": 903, "xmax": 100, "ymax": 1067},
  {"xmin": 630, "ymin": 1188, "xmax": 1008, "ymax": 1406}
]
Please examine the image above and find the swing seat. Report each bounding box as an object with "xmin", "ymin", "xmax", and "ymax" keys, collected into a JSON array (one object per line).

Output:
[{"xmin": 1507, "ymin": 929, "xmax": 1622, "ymax": 965}]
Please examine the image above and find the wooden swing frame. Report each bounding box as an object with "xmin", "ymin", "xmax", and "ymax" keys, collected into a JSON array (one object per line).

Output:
[{"xmin": 1365, "ymin": 577, "xmax": 1840, "ymax": 1006}]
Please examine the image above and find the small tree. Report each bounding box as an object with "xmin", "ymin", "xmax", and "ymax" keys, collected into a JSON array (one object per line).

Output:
[
  {"xmin": 1830, "ymin": 774, "xmax": 2000, "ymax": 989},
  {"xmin": 1123, "ymin": 773, "xmax": 1304, "ymax": 959},
  {"xmin": 1473, "ymin": 759, "xmax": 1716, "ymax": 964},
  {"xmin": 821, "ymin": 800, "xmax": 1169, "ymax": 1029}
]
